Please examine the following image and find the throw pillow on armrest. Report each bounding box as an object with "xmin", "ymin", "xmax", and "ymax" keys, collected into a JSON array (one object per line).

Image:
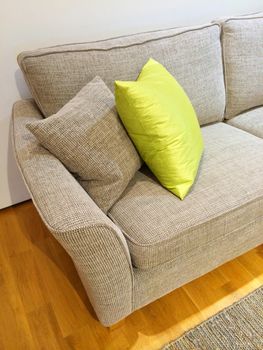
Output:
[{"xmin": 26, "ymin": 76, "xmax": 142, "ymax": 213}]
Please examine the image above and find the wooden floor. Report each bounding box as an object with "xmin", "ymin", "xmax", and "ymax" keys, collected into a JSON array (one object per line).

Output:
[{"xmin": 0, "ymin": 201, "xmax": 263, "ymax": 350}]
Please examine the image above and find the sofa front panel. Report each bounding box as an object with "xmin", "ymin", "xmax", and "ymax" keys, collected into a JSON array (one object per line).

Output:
[
  {"xmin": 133, "ymin": 215, "xmax": 263, "ymax": 309},
  {"xmin": 222, "ymin": 14, "xmax": 263, "ymax": 119},
  {"xmin": 18, "ymin": 24, "xmax": 225, "ymax": 126}
]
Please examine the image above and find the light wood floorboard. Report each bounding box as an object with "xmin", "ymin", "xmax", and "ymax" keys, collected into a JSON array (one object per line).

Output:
[{"xmin": 0, "ymin": 200, "xmax": 262, "ymax": 350}]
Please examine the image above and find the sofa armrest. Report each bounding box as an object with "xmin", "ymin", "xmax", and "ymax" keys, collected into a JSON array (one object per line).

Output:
[{"xmin": 12, "ymin": 99, "xmax": 134, "ymax": 326}]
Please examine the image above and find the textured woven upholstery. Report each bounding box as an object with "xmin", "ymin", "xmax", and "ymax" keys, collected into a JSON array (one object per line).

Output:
[
  {"xmin": 26, "ymin": 77, "xmax": 141, "ymax": 212},
  {"xmin": 227, "ymin": 107, "xmax": 263, "ymax": 139},
  {"xmin": 12, "ymin": 99, "xmax": 134, "ymax": 326},
  {"xmin": 220, "ymin": 13, "xmax": 263, "ymax": 119},
  {"xmin": 13, "ymin": 19, "xmax": 263, "ymax": 326},
  {"xmin": 134, "ymin": 211, "xmax": 263, "ymax": 308},
  {"xmin": 13, "ymin": 92, "xmax": 263, "ymax": 327},
  {"xmin": 18, "ymin": 23, "xmax": 225, "ymax": 126},
  {"xmin": 109, "ymin": 123, "xmax": 263, "ymax": 269}
]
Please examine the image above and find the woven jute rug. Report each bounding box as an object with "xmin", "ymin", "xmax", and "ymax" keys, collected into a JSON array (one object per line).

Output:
[{"xmin": 162, "ymin": 286, "xmax": 263, "ymax": 350}]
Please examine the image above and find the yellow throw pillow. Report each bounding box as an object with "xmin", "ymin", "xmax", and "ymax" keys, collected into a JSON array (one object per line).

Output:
[{"xmin": 115, "ymin": 58, "xmax": 204, "ymax": 199}]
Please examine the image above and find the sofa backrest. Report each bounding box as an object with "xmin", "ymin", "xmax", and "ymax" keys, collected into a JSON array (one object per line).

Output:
[
  {"xmin": 18, "ymin": 23, "xmax": 225, "ymax": 126},
  {"xmin": 220, "ymin": 13, "xmax": 263, "ymax": 119}
]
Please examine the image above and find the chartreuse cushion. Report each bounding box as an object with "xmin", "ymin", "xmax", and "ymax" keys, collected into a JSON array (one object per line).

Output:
[{"xmin": 115, "ymin": 58, "xmax": 204, "ymax": 199}]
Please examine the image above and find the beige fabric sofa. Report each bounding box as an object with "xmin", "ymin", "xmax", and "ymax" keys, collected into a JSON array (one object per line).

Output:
[{"xmin": 12, "ymin": 13, "xmax": 263, "ymax": 326}]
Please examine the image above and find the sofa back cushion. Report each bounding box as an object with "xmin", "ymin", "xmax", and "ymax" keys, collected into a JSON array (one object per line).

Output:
[
  {"xmin": 18, "ymin": 23, "xmax": 225, "ymax": 126},
  {"xmin": 221, "ymin": 13, "xmax": 263, "ymax": 119}
]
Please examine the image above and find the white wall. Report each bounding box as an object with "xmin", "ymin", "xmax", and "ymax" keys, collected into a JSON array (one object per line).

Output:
[{"xmin": 1, "ymin": 0, "xmax": 262, "ymax": 209}]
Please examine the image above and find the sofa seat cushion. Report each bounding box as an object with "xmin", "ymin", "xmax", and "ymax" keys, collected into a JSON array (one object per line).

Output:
[
  {"xmin": 227, "ymin": 107, "xmax": 263, "ymax": 139},
  {"xmin": 109, "ymin": 123, "xmax": 263, "ymax": 269}
]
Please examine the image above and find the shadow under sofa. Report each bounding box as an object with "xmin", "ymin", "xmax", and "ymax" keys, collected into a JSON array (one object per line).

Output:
[{"xmin": 12, "ymin": 13, "xmax": 263, "ymax": 326}]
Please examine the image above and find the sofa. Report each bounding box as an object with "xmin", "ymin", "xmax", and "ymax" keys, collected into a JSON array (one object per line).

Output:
[{"xmin": 12, "ymin": 13, "xmax": 263, "ymax": 326}]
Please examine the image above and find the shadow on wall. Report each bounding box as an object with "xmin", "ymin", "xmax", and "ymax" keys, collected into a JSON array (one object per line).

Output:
[
  {"xmin": 15, "ymin": 69, "xmax": 31, "ymax": 99},
  {"xmin": 7, "ymin": 69, "xmax": 31, "ymax": 206}
]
